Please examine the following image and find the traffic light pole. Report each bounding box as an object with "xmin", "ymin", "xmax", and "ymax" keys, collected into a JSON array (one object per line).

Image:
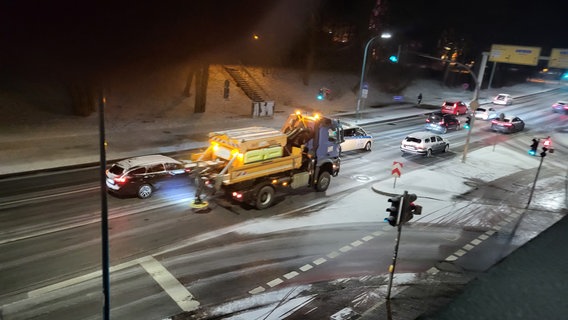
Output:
[
  {"xmin": 386, "ymin": 191, "xmax": 407, "ymax": 299},
  {"xmin": 526, "ymin": 152, "xmax": 545, "ymax": 209}
]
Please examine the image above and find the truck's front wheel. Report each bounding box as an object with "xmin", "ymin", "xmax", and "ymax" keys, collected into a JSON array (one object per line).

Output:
[
  {"xmin": 255, "ymin": 185, "xmax": 275, "ymax": 210},
  {"xmin": 315, "ymin": 171, "xmax": 331, "ymax": 192}
]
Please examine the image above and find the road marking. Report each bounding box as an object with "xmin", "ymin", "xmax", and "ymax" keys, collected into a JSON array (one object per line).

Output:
[
  {"xmin": 454, "ymin": 249, "xmax": 466, "ymax": 257},
  {"xmin": 445, "ymin": 255, "xmax": 458, "ymax": 261},
  {"xmin": 313, "ymin": 258, "xmax": 327, "ymax": 265},
  {"xmin": 426, "ymin": 267, "xmax": 439, "ymax": 275},
  {"xmin": 139, "ymin": 257, "xmax": 199, "ymax": 312},
  {"xmin": 267, "ymin": 278, "xmax": 284, "ymax": 287},
  {"xmin": 339, "ymin": 245, "xmax": 352, "ymax": 253},
  {"xmin": 284, "ymin": 271, "xmax": 299, "ymax": 279},
  {"xmin": 470, "ymin": 239, "xmax": 482, "ymax": 246},
  {"xmin": 249, "ymin": 286, "xmax": 265, "ymax": 295},
  {"xmin": 362, "ymin": 235, "xmax": 374, "ymax": 241},
  {"xmin": 28, "ymin": 259, "xmax": 141, "ymax": 297},
  {"xmin": 351, "ymin": 240, "xmax": 363, "ymax": 247},
  {"xmin": 478, "ymin": 234, "xmax": 489, "ymax": 240},
  {"xmin": 463, "ymin": 244, "xmax": 474, "ymax": 251},
  {"xmin": 300, "ymin": 264, "xmax": 313, "ymax": 272},
  {"xmin": 327, "ymin": 251, "xmax": 340, "ymax": 259}
]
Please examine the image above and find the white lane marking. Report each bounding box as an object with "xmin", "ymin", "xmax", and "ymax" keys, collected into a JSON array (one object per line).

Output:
[
  {"xmin": 313, "ymin": 258, "xmax": 327, "ymax": 265},
  {"xmin": 493, "ymin": 225, "xmax": 502, "ymax": 231},
  {"xmin": 139, "ymin": 256, "xmax": 199, "ymax": 312},
  {"xmin": 445, "ymin": 255, "xmax": 458, "ymax": 262},
  {"xmin": 339, "ymin": 245, "xmax": 352, "ymax": 253},
  {"xmin": 299, "ymin": 264, "xmax": 313, "ymax": 272},
  {"xmin": 351, "ymin": 240, "xmax": 363, "ymax": 247},
  {"xmin": 470, "ymin": 239, "xmax": 482, "ymax": 246},
  {"xmin": 283, "ymin": 271, "xmax": 299, "ymax": 279},
  {"xmin": 362, "ymin": 235, "xmax": 374, "ymax": 242},
  {"xmin": 28, "ymin": 259, "xmax": 141, "ymax": 297},
  {"xmin": 0, "ymin": 186, "xmax": 100, "ymax": 207},
  {"xmin": 463, "ymin": 244, "xmax": 474, "ymax": 251},
  {"xmin": 0, "ymin": 197, "xmax": 192, "ymax": 245},
  {"xmin": 426, "ymin": 267, "xmax": 439, "ymax": 275},
  {"xmin": 327, "ymin": 251, "xmax": 340, "ymax": 259},
  {"xmin": 249, "ymin": 286, "xmax": 265, "ymax": 295},
  {"xmin": 485, "ymin": 230, "xmax": 496, "ymax": 236},
  {"xmin": 478, "ymin": 234, "xmax": 489, "ymax": 240},
  {"xmin": 454, "ymin": 249, "xmax": 466, "ymax": 257},
  {"xmin": 267, "ymin": 278, "xmax": 284, "ymax": 287}
]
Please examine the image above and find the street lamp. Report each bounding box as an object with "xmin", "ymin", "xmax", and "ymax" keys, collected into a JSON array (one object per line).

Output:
[{"xmin": 356, "ymin": 33, "xmax": 391, "ymax": 120}]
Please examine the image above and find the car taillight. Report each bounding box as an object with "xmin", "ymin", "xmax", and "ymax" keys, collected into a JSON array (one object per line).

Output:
[
  {"xmin": 438, "ymin": 120, "xmax": 444, "ymax": 125},
  {"xmin": 114, "ymin": 176, "xmax": 128, "ymax": 184},
  {"xmin": 491, "ymin": 120, "xmax": 498, "ymax": 124},
  {"xmin": 503, "ymin": 123, "xmax": 512, "ymax": 127}
]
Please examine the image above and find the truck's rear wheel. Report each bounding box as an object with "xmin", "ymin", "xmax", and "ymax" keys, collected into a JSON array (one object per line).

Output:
[
  {"xmin": 255, "ymin": 185, "xmax": 275, "ymax": 210},
  {"xmin": 315, "ymin": 171, "xmax": 331, "ymax": 192}
]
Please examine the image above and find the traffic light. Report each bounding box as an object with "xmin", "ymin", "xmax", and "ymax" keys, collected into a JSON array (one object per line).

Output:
[
  {"xmin": 464, "ymin": 116, "xmax": 471, "ymax": 130},
  {"xmin": 389, "ymin": 55, "xmax": 398, "ymax": 63},
  {"xmin": 385, "ymin": 195, "xmax": 402, "ymax": 226},
  {"xmin": 401, "ymin": 193, "xmax": 422, "ymax": 224},
  {"xmin": 317, "ymin": 88, "xmax": 324, "ymax": 100},
  {"xmin": 529, "ymin": 138, "xmax": 539, "ymax": 156}
]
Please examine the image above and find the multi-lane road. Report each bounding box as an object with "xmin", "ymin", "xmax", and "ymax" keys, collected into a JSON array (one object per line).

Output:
[{"xmin": 1, "ymin": 89, "xmax": 567, "ymax": 319}]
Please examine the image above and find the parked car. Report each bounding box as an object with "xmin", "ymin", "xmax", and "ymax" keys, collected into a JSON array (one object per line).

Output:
[
  {"xmin": 400, "ymin": 131, "xmax": 450, "ymax": 157},
  {"xmin": 425, "ymin": 112, "xmax": 461, "ymax": 133},
  {"xmin": 474, "ymin": 107, "xmax": 499, "ymax": 120},
  {"xmin": 106, "ymin": 154, "xmax": 189, "ymax": 199},
  {"xmin": 492, "ymin": 93, "xmax": 513, "ymax": 105},
  {"xmin": 490, "ymin": 116, "xmax": 525, "ymax": 133},
  {"xmin": 551, "ymin": 100, "xmax": 568, "ymax": 114},
  {"xmin": 340, "ymin": 124, "xmax": 372, "ymax": 152},
  {"xmin": 441, "ymin": 101, "xmax": 468, "ymax": 115}
]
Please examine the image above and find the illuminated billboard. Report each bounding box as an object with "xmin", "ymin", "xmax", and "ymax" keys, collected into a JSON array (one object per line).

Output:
[
  {"xmin": 489, "ymin": 44, "xmax": 541, "ymax": 66},
  {"xmin": 548, "ymin": 48, "xmax": 568, "ymax": 69}
]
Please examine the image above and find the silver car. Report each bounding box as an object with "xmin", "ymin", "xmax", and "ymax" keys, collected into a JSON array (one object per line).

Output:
[
  {"xmin": 340, "ymin": 124, "xmax": 372, "ymax": 153},
  {"xmin": 474, "ymin": 107, "xmax": 499, "ymax": 120},
  {"xmin": 400, "ymin": 132, "xmax": 450, "ymax": 157}
]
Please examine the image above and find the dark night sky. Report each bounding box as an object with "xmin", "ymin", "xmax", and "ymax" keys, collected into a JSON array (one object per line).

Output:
[{"xmin": 1, "ymin": 0, "xmax": 566, "ymax": 79}]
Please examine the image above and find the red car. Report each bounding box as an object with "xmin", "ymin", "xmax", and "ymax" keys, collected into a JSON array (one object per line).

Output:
[{"xmin": 441, "ymin": 101, "xmax": 468, "ymax": 115}]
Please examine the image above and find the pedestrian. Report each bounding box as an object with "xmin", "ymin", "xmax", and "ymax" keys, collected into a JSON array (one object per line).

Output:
[{"xmin": 417, "ymin": 93, "xmax": 422, "ymax": 105}]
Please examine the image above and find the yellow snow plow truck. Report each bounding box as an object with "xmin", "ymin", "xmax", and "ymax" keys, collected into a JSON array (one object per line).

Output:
[{"xmin": 186, "ymin": 111, "xmax": 344, "ymax": 209}]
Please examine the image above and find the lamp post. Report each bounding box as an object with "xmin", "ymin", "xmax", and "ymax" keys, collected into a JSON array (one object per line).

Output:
[{"xmin": 356, "ymin": 33, "xmax": 391, "ymax": 120}]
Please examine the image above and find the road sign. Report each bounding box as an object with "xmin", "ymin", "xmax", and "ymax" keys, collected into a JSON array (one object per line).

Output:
[
  {"xmin": 489, "ymin": 44, "xmax": 541, "ymax": 66},
  {"xmin": 391, "ymin": 161, "xmax": 403, "ymax": 177},
  {"xmin": 548, "ymin": 48, "xmax": 568, "ymax": 69},
  {"xmin": 361, "ymin": 89, "xmax": 368, "ymax": 99},
  {"xmin": 469, "ymin": 100, "xmax": 479, "ymax": 111}
]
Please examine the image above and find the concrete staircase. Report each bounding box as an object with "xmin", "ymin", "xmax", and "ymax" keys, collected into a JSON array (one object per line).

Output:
[{"xmin": 223, "ymin": 65, "xmax": 270, "ymax": 102}]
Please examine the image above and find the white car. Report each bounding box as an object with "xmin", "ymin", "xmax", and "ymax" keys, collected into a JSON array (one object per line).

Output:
[
  {"xmin": 474, "ymin": 107, "xmax": 499, "ymax": 120},
  {"xmin": 492, "ymin": 93, "xmax": 513, "ymax": 105},
  {"xmin": 340, "ymin": 124, "xmax": 372, "ymax": 152},
  {"xmin": 400, "ymin": 131, "xmax": 449, "ymax": 157}
]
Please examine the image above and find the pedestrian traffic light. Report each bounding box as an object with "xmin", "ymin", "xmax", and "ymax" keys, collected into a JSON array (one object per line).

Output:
[
  {"xmin": 464, "ymin": 116, "xmax": 471, "ymax": 130},
  {"xmin": 317, "ymin": 88, "xmax": 324, "ymax": 100},
  {"xmin": 389, "ymin": 55, "xmax": 398, "ymax": 63},
  {"xmin": 401, "ymin": 193, "xmax": 421, "ymax": 224},
  {"xmin": 385, "ymin": 195, "xmax": 402, "ymax": 226},
  {"xmin": 543, "ymin": 137, "xmax": 551, "ymax": 148},
  {"xmin": 529, "ymin": 138, "xmax": 538, "ymax": 156}
]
